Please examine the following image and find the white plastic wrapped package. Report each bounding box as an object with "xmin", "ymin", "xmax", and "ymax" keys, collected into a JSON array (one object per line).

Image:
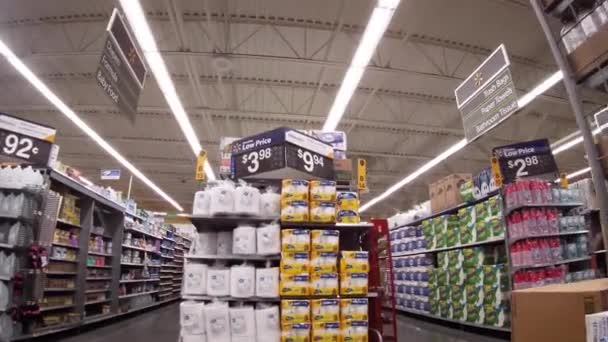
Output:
[
  {"xmin": 0, "ymin": 252, "xmax": 14, "ymax": 278},
  {"xmin": 310, "ymin": 180, "xmax": 337, "ymax": 201},
  {"xmin": 257, "ymin": 223, "xmax": 280, "ymax": 255},
  {"xmin": 0, "ymin": 314, "xmax": 12, "ymax": 342},
  {"xmin": 183, "ymin": 263, "xmax": 208, "ymax": 295},
  {"xmin": 229, "ymin": 306, "xmax": 256, "ymax": 341},
  {"xmin": 203, "ymin": 302, "xmax": 231, "ymax": 342},
  {"xmin": 232, "ymin": 225, "xmax": 256, "ymax": 255},
  {"xmin": 255, "ymin": 305, "xmax": 280, "ymax": 342},
  {"xmin": 230, "ymin": 264, "xmax": 255, "ymax": 298},
  {"xmin": 234, "ymin": 184, "xmax": 261, "ymax": 216},
  {"xmin": 180, "ymin": 301, "xmax": 206, "ymax": 337},
  {"xmin": 255, "ymin": 267, "xmax": 279, "ymax": 298},
  {"xmin": 209, "ymin": 181, "xmax": 235, "ymax": 216},
  {"xmin": 206, "ymin": 267, "xmax": 230, "ymax": 296},
  {"xmin": 0, "ymin": 281, "xmax": 7, "ymax": 311},
  {"xmin": 195, "ymin": 232, "xmax": 218, "ymax": 255},
  {"xmin": 192, "ymin": 189, "xmax": 212, "ymax": 216},
  {"xmin": 216, "ymin": 231, "xmax": 233, "ymax": 256},
  {"xmin": 260, "ymin": 189, "xmax": 281, "ymax": 218}
]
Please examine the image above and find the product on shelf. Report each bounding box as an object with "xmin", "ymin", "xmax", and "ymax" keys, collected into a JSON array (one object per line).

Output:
[
  {"xmin": 281, "ymin": 299, "xmax": 310, "ymax": 323},
  {"xmin": 340, "ymin": 320, "xmax": 368, "ymax": 342},
  {"xmin": 311, "ymin": 252, "xmax": 338, "ymax": 273},
  {"xmin": 281, "ymin": 252, "xmax": 310, "ymax": 274},
  {"xmin": 312, "ymin": 321, "xmax": 340, "ymax": 342},
  {"xmin": 281, "ymin": 322, "xmax": 311, "ymax": 342},
  {"xmin": 310, "ymin": 180, "xmax": 337, "ymax": 202},
  {"xmin": 179, "ymin": 301, "xmax": 205, "ymax": 340},
  {"xmin": 256, "ymin": 267, "xmax": 279, "ymax": 298},
  {"xmin": 232, "ymin": 225, "xmax": 257, "ymax": 255},
  {"xmin": 229, "ymin": 306, "xmax": 256, "ymax": 341},
  {"xmin": 311, "ymin": 230, "xmax": 339, "ymax": 252},
  {"xmin": 203, "ymin": 301, "xmax": 231, "ymax": 342},
  {"xmin": 336, "ymin": 192, "xmax": 360, "ymax": 224},
  {"xmin": 339, "ymin": 273, "xmax": 368, "ymax": 296},
  {"xmin": 281, "ymin": 200, "xmax": 309, "ymax": 223},
  {"xmin": 281, "ymin": 180, "xmax": 309, "ymax": 202},
  {"xmin": 429, "ymin": 173, "xmax": 472, "ymax": 213},
  {"xmin": 311, "ymin": 273, "xmax": 339, "ymax": 296},
  {"xmin": 312, "ymin": 299, "xmax": 339, "ymax": 322},
  {"xmin": 281, "ymin": 229, "xmax": 311, "ymax": 252},
  {"xmin": 310, "ymin": 201, "xmax": 336, "ymax": 223},
  {"xmin": 217, "ymin": 231, "xmax": 233, "ymax": 256},
  {"xmin": 207, "ymin": 266, "xmax": 230, "ymax": 297},
  {"xmin": 209, "ymin": 181, "xmax": 236, "ymax": 216},
  {"xmin": 230, "ymin": 264, "xmax": 255, "ymax": 298},
  {"xmin": 340, "ymin": 298, "xmax": 368, "ymax": 322},
  {"xmin": 0, "ymin": 166, "xmax": 44, "ymax": 189},
  {"xmin": 340, "ymin": 251, "xmax": 369, "ymax": 274},
  {"xmin": 280, "ymin": 273, "xmax": 310, "ymax": 297},
  {"xmin": 255, "ymin": 306, "xmax": 281, "ymax": 341},
  {"xmin": 234, "ymin": 183, "xmax": 261, "ymax": 216},
  {"xmin": 260, "ymin": 188, "xmax": 281, "ymax": 218},
  {"xmin": 183, "ymin": 263, "xmax": 207, "ymax": 295},
  {"xmin": 257, "ymin": 223, "xmax": 280, "ymax": 255}
]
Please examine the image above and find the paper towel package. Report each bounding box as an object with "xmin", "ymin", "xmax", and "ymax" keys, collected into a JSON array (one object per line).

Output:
[
  {"xmin": 207, "ymin": 267, "xmax": 230, "ymax": 296},
  {"xmin": 255, "ymin": 306, "xmax": 280, "ymax": 342},
  {"xmin": 586, "ymin": 311, "xmax": 608, "ymax": 342},
  {"xmin": 234, "ymin": 184, "xmax": 261, "ymax": 216},
  {"xmin": 257, "ymin": 223, "xmax": 281, "ymax": 255},
  {"xmin": 260, "ymin": 189, "xmax": 281, "ymax": 218},
  {"xmin": 310, "ymin": 180, "xmax": 337, "ymax": 202},
  {"xmin": 311, "ymin": 252, "xmax": 338, "ymax": 273},
  {"xmin": 280, "ymin": 274, "xmax": 310, "ymax": 297},
  {"xmin": 183, "ymin": 263, "xmax": 208, "ymax": 295},
  {"xmin": 280, "ymin": 252, "xmax": 310, "ymax": 274},
  {"xmin": 180, "ymin": 301, "xmax": 206, "ymax": 336},
  {"xmin": 311, "ymin": 273, "xmax": 339, "ymax": 296},
  {"xmin": 340, "ymin": 298, "xmax": 368, "ymax": 322},
  {"xmin": 281, "ymin": 179, "xmax": 309, "ymax": 201},
  {"xmin": 204, "ymin": 302, "xmax": 231, "ymax": 342},
  {"xmin": 340, "ymin": 320, "xmax": 368, "ymax": 342},
  {"xmin": 312, "ymin": 321, "xmax": 340, "ymax": 342},
  {"xmin": 230, "ymin": 264, "xmax": 255, "ymax": 298},
  {"xmin": 340, "ymin": 251, "xmax": 369, "ymax": 273},
  {"xmin": 312, "ymin": 299, "xmax": 339, "ymax": 322},
  {"xmin": 209, "ymin": 181, "xmax": 235, "ymax": 216},
  {"xmin": 339, "ymin": 273, "xmax": 368, "ymax": 296},
  {"xmin": 311, "ymin": 230, "xmax": 339, "ymax": 252},
  {"xmin": 281, "ymin": 322, "xmax": 311, "ymax": 342},
  {"xmin": 229, "ymin": 306, "xmax": 256, "ymax": 338},
  {"xmin": 256, "ymin": 267, "xmax": 279, "ymax": 298},
  {"xmin": 233, "ymin": 225, "xmax": 257, "ymax": 255},
  {"xmin": 281, "ymin": 229, "xmax": 310, "ymax": 252},
  {"xmin": 281, "ymin": 300, "xmax": 311, "ymax": 324},
  {"xmin": 192, "ymin": 189, "xmax": 212, "ymax": 216},
  {"xmin": 281, "ymin": 200, "xmax": 309, "ymax": 223},
  {"xmin": 195, "ymin": 232, "xmax": 218, "ymax": 255}
]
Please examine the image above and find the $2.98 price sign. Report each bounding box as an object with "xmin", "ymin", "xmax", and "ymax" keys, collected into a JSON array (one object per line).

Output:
[
  {"xmin": 507, "ymin": 155, "xmax": 540, "ymax": 178},
  {"xmin": 493, "ymin": 138, "xmax": 557, "ymax": 184},
  {"xmin": 0, "ymin": 128, "xmax": 52, "ymax": 166}
]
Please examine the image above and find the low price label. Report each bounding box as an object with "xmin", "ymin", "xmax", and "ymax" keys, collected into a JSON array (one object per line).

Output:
[
  {"xmin": 286, "ymin": 145, "xmax": 333, "ymax": 179},
  {"xmin": 492, "ymin": 138, "xmax": 558, "ymax": 184},
  {"xmin": 0, "ymin": 128, "xmax": 52, "ymax": 166},
  {"xmin": 234, "ymin": 145, "xmax": 285, "ymax": 178}
]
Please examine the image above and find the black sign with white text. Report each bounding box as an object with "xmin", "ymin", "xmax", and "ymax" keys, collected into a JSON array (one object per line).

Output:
[
  {"xmin": 285, "ymin": 144, "xmax": 334, "ymax": 179},
  {"xmin": 234, "ymin": 145, "xmax": 286, "ymax": 178},
  {"xmin": 0, "ymin": 128, "xmax": 53, "ymax": 166},
  {"xmin": 492, "ymin": 139, "xmax": 558, "ymax": 183}
]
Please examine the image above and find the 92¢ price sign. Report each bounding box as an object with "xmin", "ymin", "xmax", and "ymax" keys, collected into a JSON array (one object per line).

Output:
[
  {"xmin": 0, "ymin": 128, "xmax": 53, "ymax": 166},
  {"xmin": 492, "ymin": 138, "xmax": 558, "ymax": 184}
]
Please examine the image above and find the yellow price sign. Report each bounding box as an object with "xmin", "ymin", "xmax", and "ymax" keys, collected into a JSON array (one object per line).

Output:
[
  {"xmin": 357, "ymin": 158, "xmax": 367, "ymax": 191},
  {"xmin": 490, "ymin": 156, "xmax": 503, "ymax": 187},
  {"xmin": 195, "ymin": 150, "xmax": 207, "ymax": 181},
  {"xmin": 560, "ymin": 172, "xmax": 569, "ymax": 189}
]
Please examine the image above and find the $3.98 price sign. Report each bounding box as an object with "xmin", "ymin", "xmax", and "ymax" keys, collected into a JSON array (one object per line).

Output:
[
  {"xmin": 236, "ymin": 145, "xmax": 285, "ymax": 177},
  {"xmin": 241, "ymin": 147, "xmax": 273, "ymax": 174},
  {"xmin": 0, "ymin": 128, "xmax": 52, "ymax": 166}
]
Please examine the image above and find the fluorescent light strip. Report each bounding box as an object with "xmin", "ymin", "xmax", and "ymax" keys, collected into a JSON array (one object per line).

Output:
[
  {"xmin": 517, "ymin": 71, "xmax": 563, "ymax": 108},
  {"xmin": 554, "ymin": 167, "xmax": 591, "ymax": 183},
  {"xmin": 119, "ymin": 1, "xmax": 216, "ymax": 181},
  {"xmin": 552, "ymin": 127, "xmax": 602, "ymax": 155},
  {"xmin": 0, "ymin": 39, "xmax": 184, "ymax": 212},
  {"xmin": 322, "ymin": 0, "xmax": 400, "ymax": 131}
]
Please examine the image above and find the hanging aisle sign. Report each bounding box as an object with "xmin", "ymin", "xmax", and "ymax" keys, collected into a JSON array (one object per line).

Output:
[
  {"xmin": 455, "ymin": 44, "xmax": 519, "ymax": 142},
  {"xmin": 0, "ymin": 113, "xmax": 56, "ymax": 166},
  {"xmin": 492, "ymin": 138, "xmax": 558, "ymax": 183},
  {"xmin": 100, "ymin": 169, "xmax": 121, "ymax": 180}
]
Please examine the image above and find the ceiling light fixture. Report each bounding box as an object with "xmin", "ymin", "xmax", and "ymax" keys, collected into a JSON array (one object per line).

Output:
[
  {"xmin": 554, "ymin": 167, "xmax": 591, "ymax": 183},
  {"xmin": 517, "ymin": 71, "xmax": 563, "ymax": 108},
  {"xmin": 119, "ymin": 1, "xmax": 216, "ymax": 180},
  {"xmin": 0, "ymin": 38, "xmax": 184, "ymax": 212},
  {"xmin": 322, "ymin": 0, "xmax": 400, "ymax": 131}
]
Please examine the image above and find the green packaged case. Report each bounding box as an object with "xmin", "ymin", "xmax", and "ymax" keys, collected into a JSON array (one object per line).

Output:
[
  {"xmin": 447, "ymin": 250, "xmax": 464, "ymax": 269},
  {"xmin": 445, "ymin": 215, "xmax": 460, "ymax": 247},
  {"xmin": 437, "ymin": 251, "xmax": 449, "ymax": 269},
  {"xmin": 459, "ymin": 180, "xmax": 475, "ymax": 203},
  {"xmin": 475, "ymin": 202, "xmax": 491, "ymax": 241},
  {"xmin": 421, "ymin": 220, "xmax": 436, "ymax": 249},
  {"xmin": 462, "ymin": 247, "xmax": 486, "ymax": 268},
  {"xmin": 433, "ymin": 216, "xmax": 446, "ymax": 248},
  {"xmin": 466, "ymin": 303, "xmax": 485, "ymax": 324},
  {"xmin": 458, "ymin": 206, "xmax": 476, "ymax": 244},
  {"xmin": 448, "ymin": 266, "xmax": 465, "ymax": 286}
]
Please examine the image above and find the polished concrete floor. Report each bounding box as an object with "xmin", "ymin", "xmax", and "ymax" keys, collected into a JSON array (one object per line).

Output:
[{"xmin": 50, "ymin": 303, "xmax": 508, "ymax": 342}]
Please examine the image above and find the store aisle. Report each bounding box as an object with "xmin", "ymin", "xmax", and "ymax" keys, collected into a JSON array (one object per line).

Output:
[{"xmin": 397, "ymin": 314, "xmax": 508, "ymax": 342}]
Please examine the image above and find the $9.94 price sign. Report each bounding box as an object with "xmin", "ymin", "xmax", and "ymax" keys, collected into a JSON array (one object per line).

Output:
[
  {"xmin": 0, "ymin": 128, "xmax": 52, "ymax": 166},
  {"xmin": 492, "ymin": 138, "xmax": 558, "ymax": 184},
  {"xmin": 296, "ymin": 148, "xmax": 324, "ymax": 172}
]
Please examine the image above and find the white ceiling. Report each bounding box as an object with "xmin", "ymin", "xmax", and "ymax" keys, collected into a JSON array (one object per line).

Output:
[{"xmin": 0, "ymin": 0, "xmax": 606, "ymax": 216}]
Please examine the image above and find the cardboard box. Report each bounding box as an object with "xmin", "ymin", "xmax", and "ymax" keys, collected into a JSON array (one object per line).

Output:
[
  {"xmin": 429, "ymin": 178, "xmax": 445, "ymax": 214},
  {"xmin": 512, "ymin": 279, "xmax": 608, "ymax": 342},
  {"xmin": 567, "ymin": 21, "xmax": 608, "ymax": 82},
  {"xmin": 443, "ymin": 173, "xmax": 473, "ymax": 209}
]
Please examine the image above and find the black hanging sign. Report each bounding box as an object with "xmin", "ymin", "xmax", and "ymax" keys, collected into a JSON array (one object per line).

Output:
[{"xmin": 492, "ymin": 138, "xmax": 558, "ymax": 184}]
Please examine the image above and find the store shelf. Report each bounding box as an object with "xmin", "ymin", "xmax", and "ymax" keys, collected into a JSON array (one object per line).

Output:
[
  {"xmin": 594, "ymin": 249, "xmax": 607, "ymax": 254},
  {"xmin": 189, "ymin": 215, "xmax": 278, "ymax": 230},
  {"xmin": 281, "ymin": 292, "xmax": 379, "ymax": 300},
  {"xmin": 121, "ymin": 262, "xmax": 146, "ymax": 267},
  {"xmin": 392, "ymin": 237, "xmax": 506, "ymax": 257},
  {"xmin": 44, "ymin": 288, "xmax": 76, "ymax": 292},
  {"xmin": 119, "ymin": 290, "xmax": 159, "ymax": 299},
  {"xmin": 51, "ymin": 242, "xmax": 79, "ymax": 249},
  {"xmin": 120, "ymin": 279, "xmax": 160, "ymax": 284},
  {"xmin": 512, "ymin": 256, "xmax": 591, "ymax": 272},
  {"xmin": 88, "ymin": 251, "xmax": 112, "ymax": 257},
  {"xmin": 87, "ymin": 277, "xmax": 112, "ymax": 281},
  {"xmin": 163, "ymin": 237, "xmax": 176, "ymax": 242},
  {"xmin": 182, "ymin": 295, "xmax": 280, "ymax": 302},
  {"xmin": 280, "ymin": 222, "xmax": 374, "ymax": 230},
  {"xmin": 122, "ymin": 244, "xmax": 159, "ymax": 253},
  {"xmin": 87, "ymin": 264, "xmax": 112, "ymax": 269},
  {"xmin": 160, "ymin": 246, "xmax": 174, "ymax": 251},
  {"xmin": 0, "ymin": 242, "xmax": 14, "ymax": 250},
  {"xmin": 47, "ymin": 272, "xmax": 77, "ymax": 276},
  {"xmin": 56, "ymin": 218, "xmax": 81, "ymax": 229},
  {"xmin": 126, "ymin": 211, "xmax": 146, "ymax": 222},
  {"xmin": 49, "ymin": 257, "xmax": 78, "ymax": 263},
  {"xmin": 509, "ymin": 230, "xmax": 589, "ymax": 244},
  {"xmin": 83, "ymin": 313, "xmax": 113, "ymax": 324},
  {"xmin": 39, "ymin": 304, "xmax": 75, "ymax": 312},
  {"xmin": 185, "ymin": 254, "xmax": 281, "ymax": 261},
  {"xmin": 49, "ymin": 170, "xmax": 125, "ymax": 212},
  {"xmin": 90, "ymin": 231, "xmax": 112, "ymax": 239},
  {"xmin": 161, "ymin": 255, "xmax": 174, "ymax": 259},
  {"xmin": 85, "ymin": 289, "xmax": 110, "ymax": 294},
  {"xmin": 125, "ymin": 227, "xmax": 162, "ymax": 240},
  {"xmin": 396, "ymin": 307, "xmax": 511, "ymax": 332},
  {"xmin": 0, "ymin": 275, "xmax": 11, "ymax": 281},
  {"xmin": 505, "ymin": 202, "xmax": 584, "ymax": 217},
  {"xmin": 84, "ymin": 299, "xmax": 110, "ymax": 306}
]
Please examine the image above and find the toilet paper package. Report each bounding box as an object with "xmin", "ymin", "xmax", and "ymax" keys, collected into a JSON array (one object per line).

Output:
[
  {"xmin": 311, "ymin": 230, "xmax": 339, "ymax": 252},
  {"xmin": 257, "ymin": 223, "xmax": 281, "ymax": 255},
  {"xmin": 233, "ymin": 225, "xmax": 256, "ymax": 255},
  {"xmin": 309, "ymin": 130, "xmax": 347, "ymax": 151},
  {"xmin": 217, "ymin": 231, "xmax": 232, "ymax": 256},
  {"xmin": 280, "ymin": 322, "xmax": 310, "ymax": 342},
  {"xmin": 195, "ymin": 232, "xmax": 218, "ymax": 255},
  {"xmin": 312, "ymin": 321, "xmax": 340, "ymax": 342},
  {"xmin": 336, "ymin": 192, "xmax": 359, "ymax": 211},
  {"xmin": 256, "ymin": 267, "xmax": 279, "ymax": 298},
  {"xmin": 281, "ymin": 200, "xmax": 309, "ymax": 223},
  {"xmin": 339, "ymin": 298, "xmax": 368, "ymax": 322},
  {"xmin": 311, "ymin": 252, "xmax": 338, "ymax": 273},
  {"xmin": 204, "ymin": 302, "xmax": 231, "ymax": 342},
  {"xmin": 209, "ymin": 181, "xmax": 235, "ymax": 216},
  {"xmin": 340, "ymin": 251, "xmax": 369, "ymax": 273},
  {"xmin": 281, "ymin": 300, "xmax": 311, "ymax": 324},
  {"xmin": 310, "ymin": 180, "xmax": 337, "ymax": 202},
  {"xmin": 336, "ymin": 210, "xmax": 360, "ymax": 223},
  {"xmin": 280, "ymin": 274, "xmax": 310, "ymax": 297},
  {"xmin": 193, "ymin": 189, "xmax": 212, "ymax": 216},
  {"xmin": 230, "ymin": 264, "xmax": 255, "ymax": 298},
  {"xmin": 281, "ymin": 179, "xmax": 309, "ymax": 201},
  {"xmin": 234, "ymin": 183, "xmax": 261, "ymax": 216},
  {"xmin": 437, "ymin": 251, "xmax": 449, "ymax": 269},
  {"xmin": 180, "ymin": 301, "xmax": 206, "ymax": 336},
  {"xmin": 312, "ymin": 299, "xmax": 339, "ymax": 322},
  {"xmin": 311, "ymin": 273, "xmax": 338, "ymax": 296},
  {"xmin": 229, "ymin": 306, "xmax": 256, "ymax": 338},
  {"xmin": 339, "ymin": 272, "xmax": 368, "ymax": 295},
  {"xmin": 340, "ymin": 320, "xmax": 368, "ymax": 342},
  {"xmin": 183, "ymin": 263, "xmax": 208, "ymax": 295},
  {"xmin": 207, "ymin": 267, "xmax": 230, "ymax": 296},
  {"xmin": 281, "ymin": 229, "xmax": 310, "ymax": 252},
  {"xmin": 310, "ymin": 201, "xmax": 336, "ymax": 223},
  {"xmin": 0, "ymin": 282, "xmax": 7, "ymax": 311},
  {"xmin": 255, "ymin": 305, "xmax": 281, "ymax": 342},
  {"xmin": 260, "ymin": 188, "xmax": 281, "ymax": 218},
  {"xmin": 280, "ymin": 252, "xmax": 310, "ymax": 274}
]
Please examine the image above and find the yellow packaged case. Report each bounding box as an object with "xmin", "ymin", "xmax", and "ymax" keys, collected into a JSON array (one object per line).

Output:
[
  {"xmin": 340, "ymin": 251, "xmax": 369, "ymax": 273},
  {"xmin": 310, "ymin": 180, "xmax": 337, "ymax": 202},
  {"xmin": 281, "ymin": 229, "xmax": 311, "ymax": 252},
  {"xmin": 340, "ymin": 321, "xmax": 368, "ymax": 342},
  {"xmin": 311, "ymin": 252, "xmax": 338, "ymax": 273},
  {"xmin": 281, "ymin": 322, "xmax": 311, "ymax": 342},
  {"xmin": 281, "ymin": 179, "xmax": 309, "ymax": 201},
  {"xmin": 312, "ymin": 322, "xmax": 340, "ymax": 342},
  {"xmin": 310, "ymin": 201, "xmax": 336, "ymax": 223},
  {"xmin": 311, "ymin": 230, "xmax": 339, "ymax": 252},
  {"xmin": 339, "ymin": 273, "xmax": 368, "ymax": 296},
  {"xmin": 336, "ymin": 210, "xmax": 360, "ymax": 224},
  {"xmin": 281, "ymin": 200, "xmax": 309, "ymax": 223},
  {"xmin": 336, "ymin": 192, "xmax": 359, "ymax": 211},
  {"xmin": 280, "ymin": 274, "xmax": 311, "ymax": 297},
  {"xmin": 281, "ymin": 252, "xmax": 310, "ymax": 274},
  {"xmin": 339, "ymin": 298, "xmax": 368, "ymax": 322},
  {"xmin": 281, "ymin": 300, "xmax": 311, "ymax": 324},
  {"xmin": 311, "ymin": 273, "xmax": 339, "ymax": 296},
  {"xmin": 312, "ymin": 299, "xmax": 339, "ymax": 322}
]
